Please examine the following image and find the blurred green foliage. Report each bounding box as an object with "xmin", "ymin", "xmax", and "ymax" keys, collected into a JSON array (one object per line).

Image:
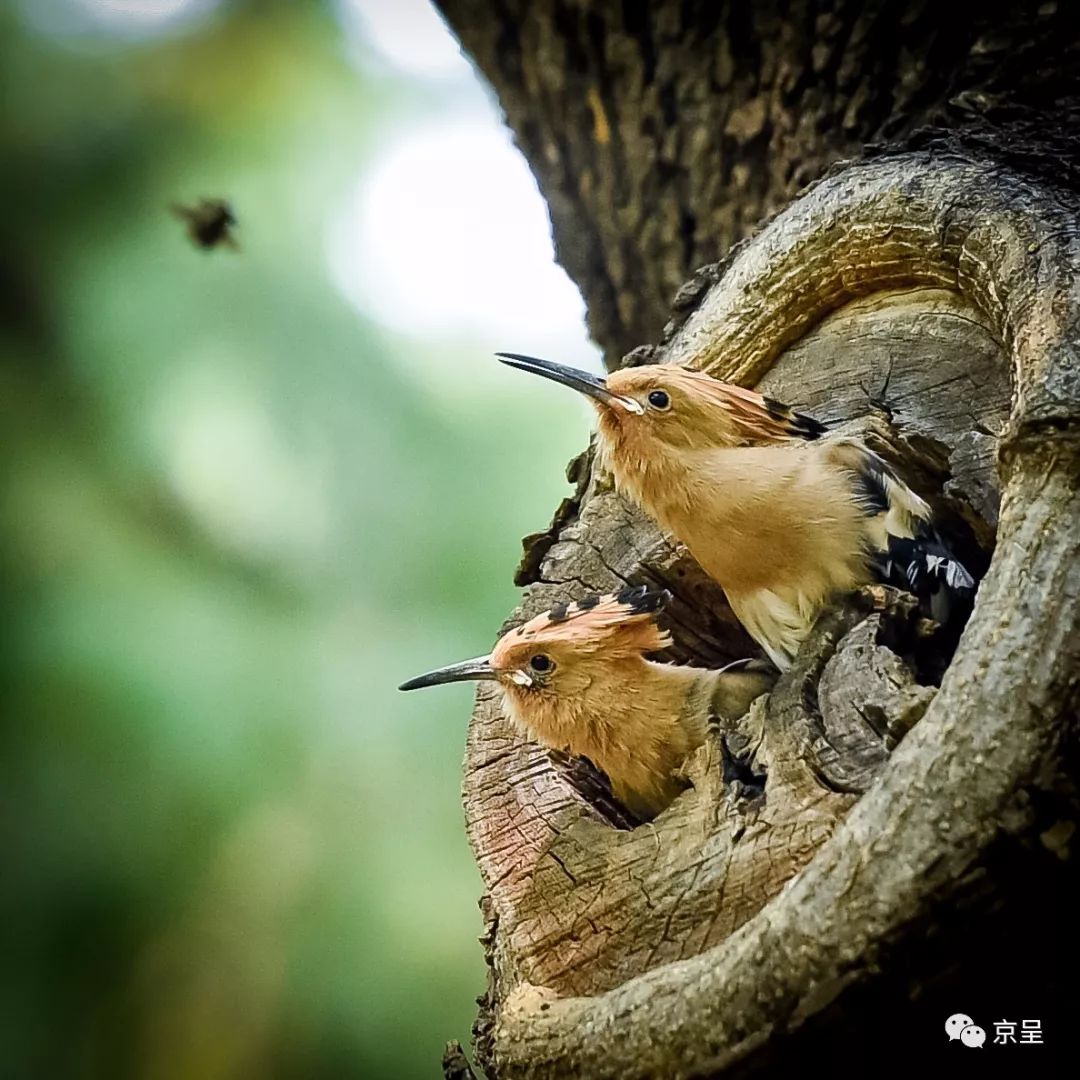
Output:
[{"xmin": 0, "ymin": 2, "xmax": 592, "ymax": 1076}]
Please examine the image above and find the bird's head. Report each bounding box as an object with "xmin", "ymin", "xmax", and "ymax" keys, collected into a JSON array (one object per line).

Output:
[
  {"xmin": 399, "ymin": 586, "xmax": 672, "ymax": 722},
  {"xmin": 496, "ymin": 353, "xmax": 825, "ymax": 466}
]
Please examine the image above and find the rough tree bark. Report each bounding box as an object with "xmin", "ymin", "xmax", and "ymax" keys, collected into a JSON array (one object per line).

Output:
[{"xmin": 435, "ymin": 4, "xmax": 1080, "ymax": 1076}]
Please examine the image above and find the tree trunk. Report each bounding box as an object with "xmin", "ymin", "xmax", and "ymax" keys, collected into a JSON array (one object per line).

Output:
[{"xmin": 435, "ymin": 3, "xmax": 1080, "ymax": 1076}]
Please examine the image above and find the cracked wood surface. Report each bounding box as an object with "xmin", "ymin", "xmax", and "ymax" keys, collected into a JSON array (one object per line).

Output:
[{"xmin": 457, "ymin": 152, "xmax": 1080, "ymax": 1078}]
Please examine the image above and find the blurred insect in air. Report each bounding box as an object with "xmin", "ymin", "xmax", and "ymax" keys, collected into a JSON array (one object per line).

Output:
[{"xmin": 171, "ymin": 198, "xmax": 239, "ymax": 251}]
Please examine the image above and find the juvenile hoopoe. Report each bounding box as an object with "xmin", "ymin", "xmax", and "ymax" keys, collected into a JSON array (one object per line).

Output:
[
  {"xmin": 399, "ymin": 586, "xmax": 773, "ymax": 820},
  {"xmin": 497, "ymin": 354, "xmax": 977, "ymax": 671}
]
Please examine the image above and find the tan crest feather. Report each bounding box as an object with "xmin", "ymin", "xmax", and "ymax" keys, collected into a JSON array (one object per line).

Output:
[
  {"xmin": 607, "ymin": 365, "xmax": 827, "ymax": 443},
  {"xmin": 505, "ymin": 586, "xmax": 672, "ymax": 655},
  {"xmin": 686, "ymin": 372, "xmax": 827, "ymax": 443}
]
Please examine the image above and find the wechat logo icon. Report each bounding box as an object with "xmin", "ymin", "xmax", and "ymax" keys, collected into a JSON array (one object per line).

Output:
[{"xmin": 946, "ymin": 1013, "xmax": 985, "ymax": 1047}]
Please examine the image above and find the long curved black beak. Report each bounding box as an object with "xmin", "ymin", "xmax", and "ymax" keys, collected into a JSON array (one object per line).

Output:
[
  {"xmin": 496, "ymin": 352, "xmax": 643, "ymax": 413},
  {"xmin": 398, "ymin": 655, "xmax": 497, "ymax": 692}
]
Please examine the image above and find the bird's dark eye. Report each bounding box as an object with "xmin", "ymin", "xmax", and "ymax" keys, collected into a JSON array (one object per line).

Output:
[
  {"xmin": 529, "ymin": 653, "xmax": 553, "ymax": 673},
  {"xmin": 648, "ymin": 389, "xmax": 671, "ymax": 410}
]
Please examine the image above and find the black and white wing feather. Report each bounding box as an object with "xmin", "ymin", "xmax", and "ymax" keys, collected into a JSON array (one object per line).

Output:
[
  {"xmin": 876, "ymin": 530, "xmax": 977, "ymax": 623},
  {"xmin": 835, "ymin": 441, "xmax": 977, "ymax": 625}
]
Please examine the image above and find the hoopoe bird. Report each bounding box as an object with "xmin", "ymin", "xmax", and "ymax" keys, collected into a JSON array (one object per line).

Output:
[
  {"xmin": 399, "ymin": 586, "xmax": 773, "ymax": 820},
  {"xmin": 497, "ymin": 353, "xmax": 977, "ymax": 671}
]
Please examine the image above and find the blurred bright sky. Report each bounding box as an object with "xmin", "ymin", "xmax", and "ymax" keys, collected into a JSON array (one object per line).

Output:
[
  {"xmin": 330, "ymin": 1, "xmax": 596, "ymax": 362},
  {"xmin": 329, "ymin": 119, "xmax": 594, "ymax": 357},
  {"xmin": 19, "ymin": 0, "xmax": 226, "ymax": 38},
  {"xmin": 337, "ymin": 0, "xmax": 472, "ymax": 78}
]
